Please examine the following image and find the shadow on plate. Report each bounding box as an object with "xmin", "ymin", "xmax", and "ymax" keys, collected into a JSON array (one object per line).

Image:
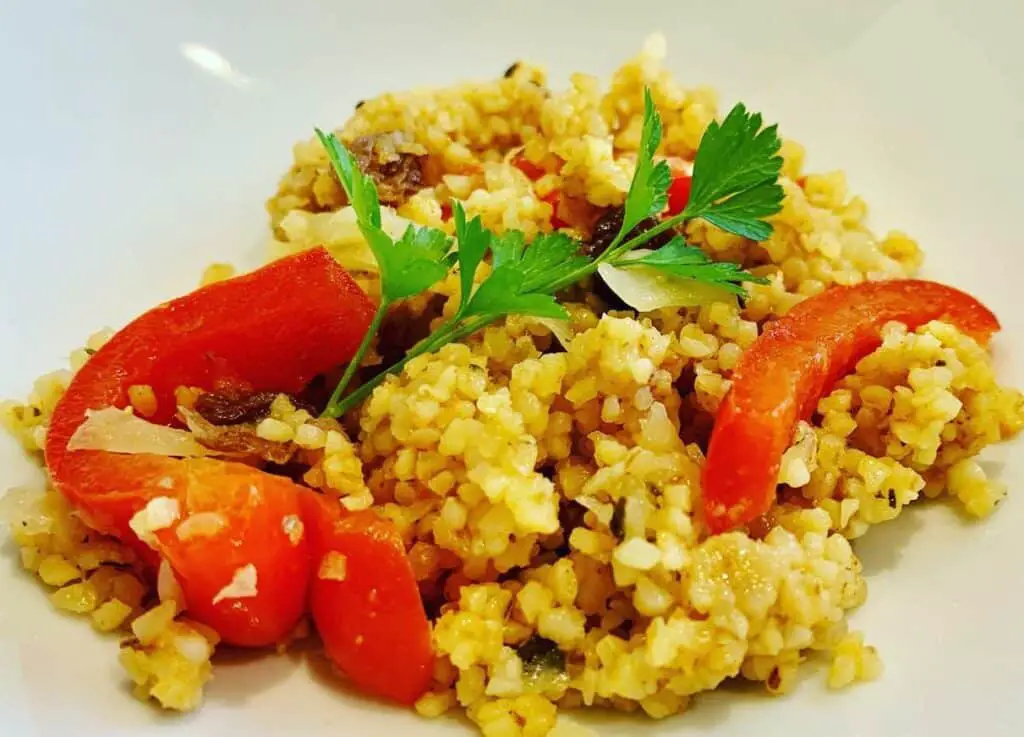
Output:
[{"xmin": 207, "ymin": 640, "xmax": 309, "ymax": 705}]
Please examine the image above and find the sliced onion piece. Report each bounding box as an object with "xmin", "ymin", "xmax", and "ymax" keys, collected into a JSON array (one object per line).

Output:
[
  {"xmin": 67, "ymin": 407, "xmax": 217, "ymax": 457},
  {"xmin": 530, "ymin": 317, "xmax": 575, "ymax": 349},
  {"xmin": 596, "ymin": 249, "xmax": 739, "ymax": 313},
  {"xmin": 275, "ymin": 205, "xmax": 416, "ymax": 273}
]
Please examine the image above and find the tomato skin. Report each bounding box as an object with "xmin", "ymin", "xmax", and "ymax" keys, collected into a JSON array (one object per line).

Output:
[
  {"xmin": 301, "ymin": 492, "xmax": 433, "ymax": 705},
  {"xmin": 43, "ymin": 248, "xmax": 375, "ymax": 645},
  {"xmin": 702, "ymin": 279, "xmax": 1000, "ymax": 534},
  {"xmin": 666, "ymin": 174, "xmax": 692, "ymax": 216}
]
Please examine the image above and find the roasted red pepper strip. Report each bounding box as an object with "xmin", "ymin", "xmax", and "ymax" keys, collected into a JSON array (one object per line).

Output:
[
  {"xmin": 301, "ymin": 491, "xmax": 433, "ymax": 705},
  {"xmin": 512, "ymin": 153, "xmax": 546, "ymax": 182},
  {"xmin": 45, "ymin": 248, "xmax": 374, "ymax": 645},
  {"xmin": 702, "ymin": 279, "xmax": 1000, "ymax": 533}
]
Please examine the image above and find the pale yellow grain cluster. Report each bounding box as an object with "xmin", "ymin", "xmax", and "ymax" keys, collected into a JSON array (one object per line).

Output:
[
  {"xmin": 359, "ymin": 341, "xmax": 567, "ymax": 578},
  {"xmin": 267, "ymin": 33, "xmax": 920, "ymax": 341},
  {"xmin": 790, "ymin": 321, "xmax": 1024, "ymax": 537},
  {"xmin": 2, "ymin": 488, "xmax": 144, "ymax": 620},
  {"xmin": 1, "ymin": 328, "xmax": 112, "ymax": 452},
  {"xmin": 302, "ymin": 423, "xmax": 374, "ymax": 510},
  {"xmin": 1, "ymin": 488, "xmax": 215, "ymax": 710},
  {"xmin": 412, "ymin": 315, "xmax": 874, "ymax": 731},
  {"xmin": 245, "ymin": 394, "xmax": 374, "ymax": 508},
  {"xmin": 119, "ymin": 600, "xmax": 220, "ymax": 711}
]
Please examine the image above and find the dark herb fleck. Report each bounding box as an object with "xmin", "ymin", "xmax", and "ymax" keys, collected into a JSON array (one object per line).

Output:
[
  {"xmin": 887, "ymin": 490, "xmax": 897, "ymax": 509},
  {"xmin": 516, "ymin": 634, "xmax": 566, "ymax": 677},
  {"xmin": 503, "ymin": 62, "xmax": 520, "ymax": 78},
  {"xmin": 354, "ymin": 99, "xmax": 366, "ymax": 110},
  {"xmin": 610, "ymin": 497, "xmax": 627, "ymax": 540}
]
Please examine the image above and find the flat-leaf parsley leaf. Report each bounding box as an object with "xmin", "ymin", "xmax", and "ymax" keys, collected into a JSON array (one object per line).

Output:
[
  {"xmin": 613, "ymin": 237, "xmax": 768, "ymax": 296},
  {"xmin": 681, "ymin": 104, "xmax": 784, "ymax": 241},
  {"xmin": 316, "ymin": 87, "xmax": 786, "ymax": 417},
  {"xmin": 617, "ymin": 89, "xmax": 672, "ymax": 246}
]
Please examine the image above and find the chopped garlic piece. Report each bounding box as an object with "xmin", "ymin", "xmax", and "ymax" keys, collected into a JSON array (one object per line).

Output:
[
  {"xmin": 175, "ymin": 512, "xmax": 228, "ymax": 541},
  {"xmin": 129, "ymin": 496, "xmax": 181, "ymax": 545},
  {"xmin": 211, "ymin": 564, "xmax": 258, "ymax": 605},
  {"xmin": 281, "ymin": 514, "xmax": 304, "ymax": 545},
  {"xmin": 173, "ymin": 632, "xmax": 214, "ymax": 664},
  {"xmin": 318, "ymin": 551, "xmax": 347, "ymax": 581},
  {"xmin": 157, "ymin": 559, "xmax": 186, "ymax": 609}
]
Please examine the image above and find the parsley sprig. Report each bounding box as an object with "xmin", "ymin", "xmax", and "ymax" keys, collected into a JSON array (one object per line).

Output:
[
  {"xmin": 318, "ymin": 88, "xmax": 783, "ymax": 417},
  {"xmin": 316, "ymin": 129, "xmax": 454, "ymax": 414}
]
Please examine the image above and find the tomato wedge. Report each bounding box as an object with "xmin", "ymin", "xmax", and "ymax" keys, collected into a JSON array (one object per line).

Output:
[
  {"xmin": 45, "ymin": 248, "xmax": 375, "ymax": 645},
  {"xmin": 667, "ymin": 174, "xmax": 692, "ymax": 216},
  {"xmin": 663, "ymin": 157, "xmax": 693, "ymax": 216},
  {"xmin": 149, "ymin": 459, "xmax": 312, "ymax": 647},
  {"xmin": 702, "ymin": 279, "xmax": 1000, "ymax": 533},
  {"xmin": 301, "ymin": 491, "xmax": 433, "ymax": 705}
]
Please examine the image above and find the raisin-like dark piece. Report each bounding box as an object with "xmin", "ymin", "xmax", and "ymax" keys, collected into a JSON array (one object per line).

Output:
[
  {"xmin": 193, "ymin": 390, "xmax": 278, "ymax": 426},
  {"xmin": 348, "ymin": 132, "xmax": 426, "ymax": 206},
  {"xmin": 193, "ymin": 390, "xmax": 316, "ymax": 426},
  {"xmin": 580, "ymin": 206, "xmax": 676, "ymax": 259}
]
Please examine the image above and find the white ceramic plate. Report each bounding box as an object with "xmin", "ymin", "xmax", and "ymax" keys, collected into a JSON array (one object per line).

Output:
[{"xmin": 2, "ymin": 1, "xmax": 1022, "ymax": 735}]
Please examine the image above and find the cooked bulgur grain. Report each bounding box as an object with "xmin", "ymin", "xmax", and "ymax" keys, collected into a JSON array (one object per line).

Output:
[{"xmin": 3, "ymin": 33, "xmax": 1022, "ymax": 737}]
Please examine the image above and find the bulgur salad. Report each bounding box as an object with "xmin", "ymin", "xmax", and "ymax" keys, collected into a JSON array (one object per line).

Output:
[{"xmin": 3, "ymin": 36, "xmax": 1022, "ymax": 737}]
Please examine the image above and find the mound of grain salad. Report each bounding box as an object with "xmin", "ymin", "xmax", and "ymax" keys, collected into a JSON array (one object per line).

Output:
[{"xmin": 3, "ymin": 35, "xmax": 1023, "ymax": 736}]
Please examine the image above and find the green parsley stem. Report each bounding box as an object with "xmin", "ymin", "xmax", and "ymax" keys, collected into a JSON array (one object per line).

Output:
[
  {"xmin": 322, "ymin": 300, "xmax": 390, "ymax": 418},
  {"xmin": 540, "ymin": 209, "xmax": 698, "ymax": 294},
  {"xmin": 328, "ymin": 313, "xmax": 497, "ymax": 417},
  {"xmin": 604, "ymin": 209, "xmax": 694, "ymax": 262}
]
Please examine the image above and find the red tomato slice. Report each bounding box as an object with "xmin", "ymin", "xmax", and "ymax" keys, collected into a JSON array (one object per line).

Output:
[
  {"xmin": 44, "ymin": 248, "xmax": 375, "ymax": 645},
  {"xmin": 702, "ymin": 279, "xmax": 1000, "ymax": 533},
  {"xmin": 667, "ymin": 174, "xmax": 692, "ymax": 216},
  {"xmin": 661, "ymin": 156, "xmax": 693, "ymax": 217},
  {"xmin": 301, "ymin": 491, "xmax": 433, "ymax": 705}
]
